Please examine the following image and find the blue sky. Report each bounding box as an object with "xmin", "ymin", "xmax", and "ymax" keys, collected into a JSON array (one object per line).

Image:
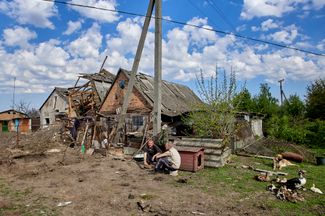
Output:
[{"xmin": 0, "ymin": 0, "xmax": 325, "ymax": 111}]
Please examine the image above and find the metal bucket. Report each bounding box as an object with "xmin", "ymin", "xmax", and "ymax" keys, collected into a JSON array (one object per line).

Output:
[{"xmin": 316, "ymin": 157, "xmax": 325, "ymax": 165}]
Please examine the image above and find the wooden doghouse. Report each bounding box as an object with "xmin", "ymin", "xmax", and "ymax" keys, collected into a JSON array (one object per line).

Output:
[{"xmin": 176, "ymin": 146, "xmax": 204, "ymax": 172}]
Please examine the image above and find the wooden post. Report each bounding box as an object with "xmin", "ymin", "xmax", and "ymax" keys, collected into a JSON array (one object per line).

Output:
[
  {"xmin": 113, "ymin": 0, "xmax": 155, "ymax": 144},
  {"xmin": 153, "ymin": 0, "xmax": 162, "ymax": 136}
]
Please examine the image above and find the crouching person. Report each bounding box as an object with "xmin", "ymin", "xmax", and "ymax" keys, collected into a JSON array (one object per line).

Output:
[
  {"xmin": 154, "ymin": 141, "xmax": 181, "ymax": 176},
  {"xmin": 143, "ymin": 138, "xmax": 162, "ymax": 169}
]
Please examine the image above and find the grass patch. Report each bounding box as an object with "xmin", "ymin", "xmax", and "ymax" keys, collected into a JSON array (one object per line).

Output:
[
  {"xmin": 182, "ymin": 155, "xmax": 325, "ymax": 215},
  {"xmin": 0, "ymin": 178, "xmax": 59, "ymax": 216}
]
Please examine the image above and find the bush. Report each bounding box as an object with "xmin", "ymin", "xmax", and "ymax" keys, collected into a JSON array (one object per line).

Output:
[
  {"xmin": 266, "ymin": 116, "xmax": 325, "ymax": 148},
  {"xmin": 305, "ymin": 120, "xmax": 325, "ymax": 148},
  {"xmin": 266, "ymin": 115, "xmax": 308, "ymax": 144}
]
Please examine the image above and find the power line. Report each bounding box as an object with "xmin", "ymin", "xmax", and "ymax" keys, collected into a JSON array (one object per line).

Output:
[
  {"xmin": 206, "ymin": 0, "xmax": 237, "ymax": 32},
  {"xmin": 186, "ymin": 0, "xmax": 219, "ymax": 28},
  {"xmin": 42, "ymin": 0, "xmax": 325, "ymax": 57}
]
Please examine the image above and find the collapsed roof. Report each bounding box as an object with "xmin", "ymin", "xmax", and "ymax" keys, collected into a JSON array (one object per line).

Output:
[{"xmin": 101, "ymin": 68, "xmax": 202, "ymax": 117}]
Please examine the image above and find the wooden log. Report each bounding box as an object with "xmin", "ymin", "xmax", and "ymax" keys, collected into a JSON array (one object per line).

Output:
[
  {"xmin": 253, "ymin": 168, "xmax": 287, "ymax": 176},
  {"xmin": 236, "ymin": 153, "xmax": 274, "ymax": 160}
]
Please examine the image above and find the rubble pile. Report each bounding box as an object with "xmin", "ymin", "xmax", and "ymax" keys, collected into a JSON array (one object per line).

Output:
[{"xmin": 16, "ymin": 125, "xmax": 65, "ymax": 154}]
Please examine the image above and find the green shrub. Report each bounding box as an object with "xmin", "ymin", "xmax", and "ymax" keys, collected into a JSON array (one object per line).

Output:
[{"xmin": 266, "ymin": 116, "xmax": 325, "ymax": 148}]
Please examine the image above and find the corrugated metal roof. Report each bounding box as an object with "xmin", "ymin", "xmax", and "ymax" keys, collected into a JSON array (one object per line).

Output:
[
  {"xmin": 54, "ymin": 87, "xmax": 69, "ymax": 102},
  {"xmin": 79, "ymin": 69, "xmax": 115, "ymax": 83},
  {"xmin": 79, "ymin": 69, "xmax": 115, "ymax": 102},
  {"xmin": 120, "ymin": 69, "xmax": 202, "ymax": 116},
  {"xmin": 94, "ymin": 81, "xmax": 112, "ymax": 101}
]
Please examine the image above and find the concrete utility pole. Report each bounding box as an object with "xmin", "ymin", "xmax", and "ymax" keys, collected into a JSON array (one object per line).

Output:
[
  {"xmin": 153, "ymin": 0, "xmax": 162, "ymax": 136},
  {"xmin": 113, "ymin": 0, "xmax": 155, "ymax": 144},
  {"xmin": 278, "ymin": 79, "xmax": 288, "ymax": 106}
]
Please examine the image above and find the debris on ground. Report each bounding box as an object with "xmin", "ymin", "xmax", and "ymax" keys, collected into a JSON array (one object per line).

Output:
[
  {"xmin": 57, "ymin": 201, "xmax": 72, "ymax": 207},
  {"xmin": 255, "ymin": 172, "xmax": 271, "ymax": 182}
]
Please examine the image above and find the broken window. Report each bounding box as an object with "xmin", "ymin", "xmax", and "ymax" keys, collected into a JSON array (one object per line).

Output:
[{"xmin": 45, "ymin": 118, "xmax": 50, "ymax": 125}]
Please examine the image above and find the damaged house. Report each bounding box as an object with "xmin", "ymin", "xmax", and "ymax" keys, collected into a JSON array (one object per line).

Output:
[
  {"xmin": 99, "ymin": 68, "xmax": 202, "ymax": 139},
  {"xmin": 39, "ymin": 87, "xmax": 69, "ymax": 128},
  {"xmin": 68, "ymin": 69, "xmax": 115, "ymax": 117},
  {"xmin": 39, "ymin": 69, "xmax": 115, "ymax": 128}
]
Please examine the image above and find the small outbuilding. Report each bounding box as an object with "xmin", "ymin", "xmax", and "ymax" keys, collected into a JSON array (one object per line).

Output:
[{"xmin": 0, "ymin": 109, "xmax": 31, "ymax": 133}]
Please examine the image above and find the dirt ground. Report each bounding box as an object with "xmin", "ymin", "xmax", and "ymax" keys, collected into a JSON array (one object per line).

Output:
[{"xmin": 0, "ymin": 130, "xmax": 322, "ymax": 216}]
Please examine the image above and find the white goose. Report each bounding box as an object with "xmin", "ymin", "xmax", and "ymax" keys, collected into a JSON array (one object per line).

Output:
[{"xmin": 311, "ymin": 184, "xmax": 323, "ymax": 194}]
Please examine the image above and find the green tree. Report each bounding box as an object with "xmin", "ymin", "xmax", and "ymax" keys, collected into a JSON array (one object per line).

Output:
[
  {"xmin": 252, "ymin": 83, "xmax": 279, "ymax": 117},
  {"xmin": 186, "ymin": 67, "xmax": 237, "ymax": 146},
  {"xmin": 306, "ymin": 78, "xmax": 325, "ymax": 120},
  {"xmin": 282, "ymin": 94, "xmax": 305, "ymax": 118},
  {"xmin": 233, "ymin": 88, "xmax": 254, "ymax": 112}
]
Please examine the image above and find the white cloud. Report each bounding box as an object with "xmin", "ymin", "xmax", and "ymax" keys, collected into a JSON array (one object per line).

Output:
[
  {"xmin": 266, "ymin": 25, "xmax": 298, "ymax": 44},
  {"xmin": 236, "ymin": 24, "xmax": 247, "ymax": 32},
  {"xmin": 240, "ymin": 0, "xmax": 296, "ymax": 20},
  {"xmin": 68, "ymin": 23, "xmax": 103, "ymax": 58},
  {"xmin": 261, "ymin": 19, "xmax": 279, "ymax": 31},
  {"xmin": 183, "ymin": 17, "xmax": 217, "ymax": 47},
  {"xmin": 69, "ymin": 0, "xmax": 119, "ymax": 23},
  {"xmin": 0, "ymin": 16, "xmax": 324, "ymax": 95},
  {"xmin": 252, "ymin": 19, "xmax": 281, "ymax": 35},
  {"xmin": 106, "ymin": 17, "xmax": 143, "ymax": 55},
  {"xmin": 63, "ymin": 20, "xmax": 83, "ymax": 35},
  {"xmin": 312, "ymin": 0, "xmax": 325, "ymax": 9},
  {"xmin": 0, "ymin": 0, "xmax": 57, "ymax": 29},
  {"xmin": 3, "ymin": 26, "xmax": 37, "ymax": 48},
  {"xmin": 240, "ymin": 0, "xmax": 325, "ymax": 20},
  {"xmin": 316, "ymin": 38, "xmax": 325, "ymax": 51}
]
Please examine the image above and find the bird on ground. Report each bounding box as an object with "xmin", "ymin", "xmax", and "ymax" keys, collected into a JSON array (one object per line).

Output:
[
  {"xmin": 310, "ymin": 184, "xmax": 323, "ymax": 194},
  {"xmin": 285, "ymin": 170, "xmax": 306, "ymax": 190}
]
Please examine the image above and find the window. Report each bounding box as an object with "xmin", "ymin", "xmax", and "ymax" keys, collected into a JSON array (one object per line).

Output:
[
  {"xmin": 132, "ymin": 116, "xmax": 144, "ymax": 127},
  {"xmin": 119, "ymin": 80, "xmax": 126, "ymax": 89},
  {"xmin": 45, "ymin": 118, "xmax": 50, "ymax": 125}
]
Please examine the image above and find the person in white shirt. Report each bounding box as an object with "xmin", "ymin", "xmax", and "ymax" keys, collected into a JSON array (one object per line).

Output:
[{"xmin": 153, "ymin": 140, "xmax": 181, "ymax": 176}]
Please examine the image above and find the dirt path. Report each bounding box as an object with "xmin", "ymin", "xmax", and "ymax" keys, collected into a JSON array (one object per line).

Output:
[{"xmin": 0, "ymin": 146, "xmax": 276, "ymax": 216}]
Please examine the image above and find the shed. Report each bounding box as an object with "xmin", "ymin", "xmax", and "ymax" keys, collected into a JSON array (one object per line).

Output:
[{"xmin": 0, "ymin": 109, "xmax": 31, "ymax": 133}]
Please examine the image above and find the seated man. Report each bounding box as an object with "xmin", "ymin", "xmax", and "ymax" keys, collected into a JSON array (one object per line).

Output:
[
  {"xmin": 154, "ymin": 141, "xmax": 181, "ymax": 176},
  {"xmin": 143, "ymin": 138, "xmax": 162, "ymax": 168}
]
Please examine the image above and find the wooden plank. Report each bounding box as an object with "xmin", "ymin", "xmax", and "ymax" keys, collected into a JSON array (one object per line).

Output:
[{"xmin": 253, "ymin": 168, "xmax": 287, "ymax": 176}]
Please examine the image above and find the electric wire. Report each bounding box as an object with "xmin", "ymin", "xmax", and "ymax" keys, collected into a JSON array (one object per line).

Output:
[
  {"xmin": 206, "ymin": 0, "xmax": 237, "ymax": 32},
  {"xmin": 41, "ymin": 0, "xmax": 325, "ymax": 57}
]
